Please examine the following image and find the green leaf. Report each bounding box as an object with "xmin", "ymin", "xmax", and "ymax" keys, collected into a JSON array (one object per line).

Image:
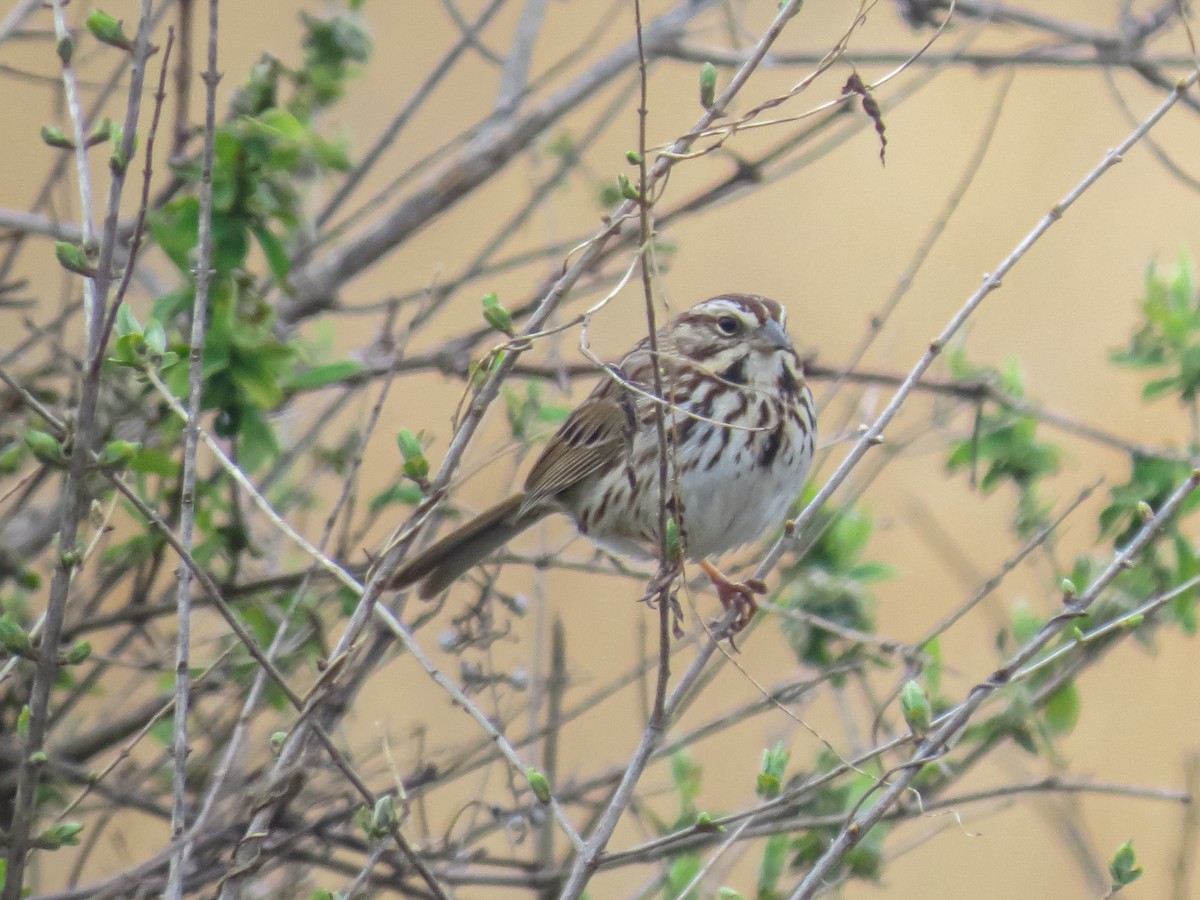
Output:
[
  {"xmin": 252, "ymin": 223, "xmax": 291, "ymax": 284},
  {"xmin": 101, "ymin": 440, "xmax": 141, "ymax": 467},
  {"xmin": 923, "ymin": 636, "xmax": 942, "ymax": 696},
  {"xmin": 23, "ymin": 429, "xmax": 64, "ymax": 464},
  {"xmin": 481, "ymin": 292, "xmax": 514, "ymax": 336},
  {"xmin": 143, "ymin": 319, "xmax": 167, "ymax": 355},
  {"xmin": 115, "ymin": 302, "xmax": 141, "ymax": 337},
  {"xmin": 147, "ymin": 197, "xmax": 199, "ymax": 272},
  {"xmin": 130, "ymin": 446, "xmax": 179, "ymax": 477},
  {"xmin": 211, "ymin": 211, "xmax": 250, "ymax": 273},
  {"xmin": 900, "ymin": 680, "xmax": 932, "ymax": 734},
  {"xmin": 757, "ymin": 833, "xmax": 787, "ymax": 899},
  {"xmin": 16, "ymin": 705, "xmax": 30, "ymax": 740},
  {"xmin": 37, "ymin": 822, "xmax": 83, "ymax": 848},
  {"xmin": 1109, "ymin": 839, "xmax": 1144, "ymax": 888},
  {"xmin": 236, "ymin": 407, "xmax": 279, "ymax": 472},
  {"xmin": 1, "ymin": 619, "xmax": 34, "ymax": 657},
  {"xmin": 1142, "ymin": 376, "xmax": 1179, "ymax": 400},
  {"xmin": 40, "ymin": 125, "xmax": 73, "ymax": 149},
  {"xmin": 54, "ymin": 241, "xmax": 93, "ymax": 277},
  {"xmin": 666, "ymin": 854, "xmax": 701, "ymax": 900},
  {"xmin": 1043, "ymin": 681, "xmax": 1081, "ymax": 735},
  {"xmin": 699, "ymin": 61, "xmax": 718, "ymax": 109},
  {"xmin": 526, "ymin": 769, "xmax": 552, "ymax": 804},
  {"xmin": 368, "ymin": 483, "xmax": 424, "ymax": 514},
  {"xmin": 85, "ymin": 10, "xmax": 133, "ymax": 51},
  {"xmin": 231, "ymin": 355, "xmax": 285, "ymax": 409},
  {"xmin": 285, "ymin": 360, "xmax": 367, "ymax": 391},
  {"xmin": 756, "ymin": 742, "xmax": 790, "ymax": 800}
]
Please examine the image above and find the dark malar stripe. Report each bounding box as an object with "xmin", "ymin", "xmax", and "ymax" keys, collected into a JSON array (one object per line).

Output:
[
  {"xmin": 759, "ymin": 421, "xmax": 784, "ymax": 466},
  {"xmin": 721, "ymin": 356, "xmax": 748, "ymax": 385}
]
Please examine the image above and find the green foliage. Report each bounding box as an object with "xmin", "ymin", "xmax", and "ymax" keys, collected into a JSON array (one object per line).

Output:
[
  {"xmin": 1091, "ymin": 454, "xmax": 1200, "ymax": 633},
  {"xmin": 54, "ymin": 241, "xmax": 94, "ymax": 277},
  {"xmin": 85, "ymin": 10, "xmax": 133, "ymax": 52},
  {"xmin": 40, "ymin": 125, "xmax": 73, "ymax": 150},
  {"xmin": 755, "ymin": 744, "xmax": 791, "ymax": 900},
  {"xmin": 899, "ymin": 679, "xmax": 932, "ymax": 734},
  {"xmin": 481, "ymin": 292, "xmax": 514, "ymax": 336},
  {"xmin": 36, "ymin": 822, "xmax": 83, "ymax": 849},
  {"xmin": 503, "ymin": 383, "xmax": 571, "ymax": 442},
  {"xmin": 296, "ymin": 10, "xmax": 371, "ymax": 113},
  {"xmin": 756, "ymin": 743, "xmax": 790, "ymax": 800},
  {"xmin": 1108, "ymin": 839, "xmax": 1144, "ymax": 891},
  {"xmin": 699, "ymin": 61, "xmax": 718, "ymax": 109},
  {"xmin": 787, "ymin": 759, "xmax": 888, "ymax": 885},
  {"xmin": 664, "ymin": 853, "xmax": 701, "ymax": 900},
  {"xmin": 396, "ymin": 429, "xmax": 430, "ymax": 482},
  {"xmin": 946, "ymin": 350, "xmax": 1060, "ymax": 537},
  {"xmin": 1112, "ymin": 254, "xmax": 1200, "ymax": 402},
  {"xmin": 776, "ymin": 491, "xmax": 886, "ymax": 670},
  {"xmin": 526, "ymin": 768, "xmax": 551, "ymax": 804},
  {"xmin": 659, "ymin": 751, "xmax": 704, "ymax": 900}
]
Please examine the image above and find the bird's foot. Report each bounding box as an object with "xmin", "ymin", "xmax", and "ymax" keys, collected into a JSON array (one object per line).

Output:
[
  {"xmin": 642, "ymin": 561, "xmax": 685, "ymax": 639},
  {"xmin": 700, "ymin": 559, "xmax": 766, "ymax": 645}
]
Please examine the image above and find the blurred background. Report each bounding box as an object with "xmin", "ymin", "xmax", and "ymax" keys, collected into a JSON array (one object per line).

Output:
[{"xmin": 3, "ymin": 0, "xmax": 1200, "ymax": 896}]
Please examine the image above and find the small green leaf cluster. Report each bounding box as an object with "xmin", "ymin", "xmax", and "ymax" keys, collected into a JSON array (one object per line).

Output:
[
  {"xmin": 1112, "ymin": 254, "xmax": 1200, "ymax": 402},
  {"xmin": 659, "ymin": 751, "xmax": 705, "ymax": 900},
  {"xmin": 776, "ymin": 490, "xmax": 889, "ymax": 670},
  {"xmin": 755, "ymin": 743, "xmax": 792, "ymax": 900},
  {"xmin": 785, "ymin": 756, "xmax": 889, "ymax": 887},
  {"xmin": 503, "ymin": 383, "xmax": 571, "ymax": 442},
  {"xmin": 1108, "ymin": 839, "xmax": 1144, "ymax": 891},
  {"xmin": 946, "ymin": 350, "xmax": 1061, "ymax": 537}
]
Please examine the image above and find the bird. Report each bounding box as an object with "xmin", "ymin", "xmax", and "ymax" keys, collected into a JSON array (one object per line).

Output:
[{"xmin": 386, "ymin": 293, "xmax": 816, "ymax": 631}]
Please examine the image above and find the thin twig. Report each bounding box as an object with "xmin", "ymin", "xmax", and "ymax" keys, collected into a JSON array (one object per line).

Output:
[{"xmin": 165, "ymin": 0, "xmax": 219, "ymax": 892}]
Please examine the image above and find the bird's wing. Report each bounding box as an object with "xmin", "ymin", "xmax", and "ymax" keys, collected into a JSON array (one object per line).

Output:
[{"xmin": 519, "ymin": 393, "xmax": 631, "ymax": 516}]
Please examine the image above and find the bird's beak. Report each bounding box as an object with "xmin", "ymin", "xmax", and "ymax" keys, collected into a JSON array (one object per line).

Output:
[{"xmin": 754, "ymin": 319, "xmax": 792, "ymax": 352}]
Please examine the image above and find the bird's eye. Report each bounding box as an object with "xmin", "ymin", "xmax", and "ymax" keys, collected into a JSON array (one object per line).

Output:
[{"xmin": 716, "ymin": 316, "xmax": 740, "ymax": 335}]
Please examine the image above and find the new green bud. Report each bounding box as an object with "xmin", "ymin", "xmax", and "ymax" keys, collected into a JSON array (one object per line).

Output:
[
  {"xmin": 62, "ymin": 641, "xmax": 92, "ymax": 665},
  {"xmin": 616, "ymin": 173, "xmax": 640, "ymax": 201},
  {"xmin": 54, "ymin": 241, "xmax": 95, "ymax": 277},
  {"xmin": 85, "ymin": 10, "xmax": 134, "ymax": 51},
  {"xmin": 625, "ymin": 150, "xmax": 643, "ymax": 165},
  {"xmin": 527, "ymin": 768, "xmax": 552, "ymax": 804},
  {"xmin": 396, "ymin": 429, "xmax": 429, "ymax": 480},
  {"xmin": 1109, "ymin": 839, "xmax": 1143, "ymax": 888},
  {"xmin": 17, "ymin": 705, "xmax": 30, "ymax": 740},
  {"xmin": 699, "ymin": 61, "xmax": 718, "ymax": 109},
  {"xmin": 900, "ymin": 679, "xmax": 932, "ymax": 735},
  {"xmin": 40, "ymin": 125, "xmax": 74, "ymax": 150},
  {"xmin": 664, "ymin": 516, "xmax": 682, "ymax": 563},
  {"xmin": 57, "ymin": 35, "xmax": 74, "ymax": 64},
  {"xmin": 24, "ymin": 429, "xmax": 64, "ymax": 464},
  {"xmin": 481, "ymin": 292, "xmax": 514, "ymax": 336},
  {"xmin": 101, "ymin": 440, "xmax": 141, "ymax": 467},
  {"xmin": 368, "ymin": 795, "xmax": 397, "ymax": 836},
  {"xmin": 0, "ymin": 616, "xmax": 34, "ymax": 658},
  {"xmin": 38, "ymin": 822, "xmax": 83, "ymax": 848}
]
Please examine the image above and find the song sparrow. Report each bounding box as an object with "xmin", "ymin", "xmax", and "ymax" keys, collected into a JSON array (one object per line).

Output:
[{"xmin": 388, "ymin": 293, "xmax": 816, "ymax": 630}]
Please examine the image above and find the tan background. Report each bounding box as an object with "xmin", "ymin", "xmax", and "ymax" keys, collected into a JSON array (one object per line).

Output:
[{"xmin": 4, "ymin": 0, "xmax": 1200, "ymax": 896}]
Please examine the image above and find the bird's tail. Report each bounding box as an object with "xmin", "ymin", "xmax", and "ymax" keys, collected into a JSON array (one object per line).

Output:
[{"xmin": 386, "ymin": 494, "xmax": 546, "ymax": 598}]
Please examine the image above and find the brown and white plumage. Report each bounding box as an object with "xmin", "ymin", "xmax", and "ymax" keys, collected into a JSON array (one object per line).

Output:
[{"xmin": 388, "ymin": 294, "xmax": 817, "ymax": 607}]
